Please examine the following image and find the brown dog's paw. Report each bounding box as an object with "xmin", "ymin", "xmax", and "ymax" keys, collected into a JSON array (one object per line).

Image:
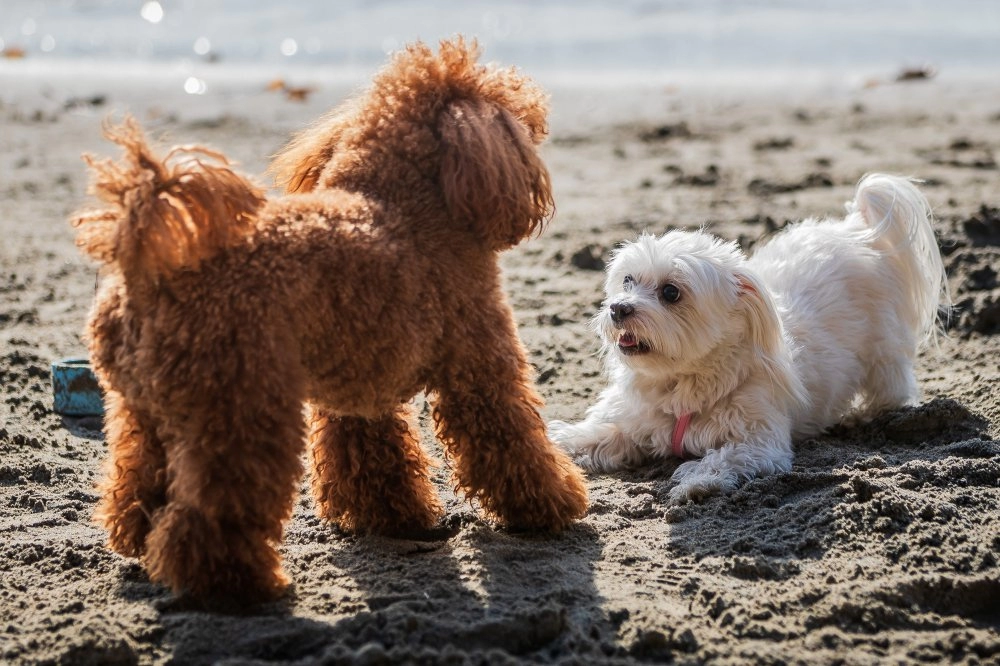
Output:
[
  {"xmin": 95, "ymin": 500, "xmax": 152, "ymax": 559},
  {"xmin": 143, "ymin": 505, "xmax": 289, "ymax": 606},
  {"xmin": 485, "ymin": 457, "xmax": 589, "ymax": 533},
  {"xmin": 324, "ymin": 497, "xmax": 445, "ymax": 538}
]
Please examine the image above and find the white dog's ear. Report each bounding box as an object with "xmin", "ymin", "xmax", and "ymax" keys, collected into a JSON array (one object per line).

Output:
[{"xmin": 735, "ymin": 271, "xmax": 783, "ymax": 352}]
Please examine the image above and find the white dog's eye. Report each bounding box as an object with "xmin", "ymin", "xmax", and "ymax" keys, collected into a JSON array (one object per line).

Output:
[
  {"xmin": 660, "ymin": 283, "xmax": 681, "ymax": 303},
  {"xmin": 623, "ymin": 274, "xmax": 636, "ymax": 290}
]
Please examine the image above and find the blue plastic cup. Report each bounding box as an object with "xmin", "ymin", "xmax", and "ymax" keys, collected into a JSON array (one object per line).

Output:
[{"xmin": 51, "ymin": 357, "xmax": 105, "ymax": 416}]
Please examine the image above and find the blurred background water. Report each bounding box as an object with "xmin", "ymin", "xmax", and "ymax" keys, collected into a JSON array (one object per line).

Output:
[{"xmin": 2, "ymin": 0, "xmax": 998, "ymax": 90}]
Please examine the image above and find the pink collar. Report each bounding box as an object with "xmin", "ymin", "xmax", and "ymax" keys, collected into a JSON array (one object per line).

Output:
[{"xmin": 672, "ymin": 412, "xmax": 693, "ymax": 459}]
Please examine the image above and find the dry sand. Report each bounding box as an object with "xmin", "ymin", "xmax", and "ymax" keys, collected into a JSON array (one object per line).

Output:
[{"xmin": 1, "ymin": 71, "xmax": 999, "ymax": 664}]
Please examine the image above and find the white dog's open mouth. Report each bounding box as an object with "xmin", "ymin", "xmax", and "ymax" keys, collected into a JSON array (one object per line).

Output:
[{"xmin": 617, "ymin": 331, "xmax": 650, "ymax": 355}]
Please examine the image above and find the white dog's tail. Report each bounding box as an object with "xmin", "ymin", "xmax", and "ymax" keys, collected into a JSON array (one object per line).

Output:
[{"xmin": 850, "ymin": 173, "xmax": 950, "ymax": 346}]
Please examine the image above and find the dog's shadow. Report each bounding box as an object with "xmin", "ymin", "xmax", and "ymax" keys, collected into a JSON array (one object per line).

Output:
[
  {"xmin": 59, "ymin": 414, "xmax": 105, "ymax": 441},
  {"xmin": 288, "ymin": 516, "xmax": 611, "ymax": 662},
  {"xmin": 659, "ymin": 395, "xmax": 994, "ymax": 567},
  {"xmin": 114, "ymin": 500, "xmax": 611, "ymax": 663}
]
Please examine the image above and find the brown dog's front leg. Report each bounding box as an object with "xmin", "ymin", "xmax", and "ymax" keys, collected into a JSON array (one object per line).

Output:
[
  {"xmin": 308, "ymin": 404, "xmax": 442, "ymax": 534},
  {"xmin": 430, "ymin": 332, "xmax": 588, "ymax": 531}
]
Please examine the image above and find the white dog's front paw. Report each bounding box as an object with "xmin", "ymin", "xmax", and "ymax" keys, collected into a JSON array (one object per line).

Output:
[
  {"xmin": 667, "ymin": 458, "xmax": 739, "ymax": 504},
  {"xmin": 547, "ymin": 420, "xmax": 580, "ymax": 451},
  {"xmin": 547, "ymin": 419, "xmax": 602, "ymax": 469},
  {"xmin": 547, "ymin": 420, "xmax": 639, "ymax": 473}
]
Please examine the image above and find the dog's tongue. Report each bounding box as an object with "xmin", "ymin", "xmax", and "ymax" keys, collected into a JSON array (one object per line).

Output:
[{"xmin": 619, "ymin": 332, "xmax": 639, "ymax": 348}]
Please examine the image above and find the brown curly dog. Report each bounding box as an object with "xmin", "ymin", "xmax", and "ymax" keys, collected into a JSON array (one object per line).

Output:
[{"xmin": 73, "ymin": 38, "xmax": 588, "ymax": 605}]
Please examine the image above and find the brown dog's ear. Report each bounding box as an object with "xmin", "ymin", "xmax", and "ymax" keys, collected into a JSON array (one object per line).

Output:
[{"xmin": 439, "ymin": 99, "xmax": 554, "ymax": 250}]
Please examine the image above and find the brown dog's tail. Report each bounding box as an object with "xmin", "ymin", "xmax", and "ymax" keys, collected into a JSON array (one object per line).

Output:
[{"xmin": 72, "ymin": 117, "xmax": 265, "ymax": 284}]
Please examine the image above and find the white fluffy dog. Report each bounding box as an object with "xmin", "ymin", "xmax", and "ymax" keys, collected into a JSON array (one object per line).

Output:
[{"xmin": 550, "ymin": 174, "xmax": 949, "ymax": 502}]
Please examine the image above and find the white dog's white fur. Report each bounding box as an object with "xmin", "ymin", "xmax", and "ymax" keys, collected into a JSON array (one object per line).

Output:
[{"xmin": 550, "ymin": 174, "xmax": 949, "ymax": 503}]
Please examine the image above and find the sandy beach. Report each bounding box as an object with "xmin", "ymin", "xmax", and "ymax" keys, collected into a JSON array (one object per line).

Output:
[{"xmin": 2, "ymin": 58, "xmax": 999, "ymax": 664}]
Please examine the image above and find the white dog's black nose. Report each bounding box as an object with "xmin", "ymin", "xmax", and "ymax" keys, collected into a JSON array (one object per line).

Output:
[{"xmin": 610, "ymin": 301, "xmax": 635, "ymax": 325}]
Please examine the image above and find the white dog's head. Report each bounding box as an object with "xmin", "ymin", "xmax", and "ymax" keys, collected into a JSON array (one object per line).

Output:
[{"xmin": 595, "ymin": 231, "xmax": 784, "ymax": 378}]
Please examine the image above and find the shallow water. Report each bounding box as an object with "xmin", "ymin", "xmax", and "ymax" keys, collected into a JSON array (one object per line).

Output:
[{"xmin": 2, "ymin": 0, "xmax": 998, "ymax": 88}]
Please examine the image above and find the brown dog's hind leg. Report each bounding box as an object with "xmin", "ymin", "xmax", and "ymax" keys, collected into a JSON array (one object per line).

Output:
[
  {"xmin": 431, "ymin": 308, "xmax": 589, "ymax": 532},
  {"xmin": 93, "ymin": 390, "xmax": 166, "ymax": 558},
  {"xmin": 142, "ymin": 372, "xmax": 307, "ymax": 605},
  {"xmin": 309, "ymin": 404, "xmax": 442, "ymax": 535}
]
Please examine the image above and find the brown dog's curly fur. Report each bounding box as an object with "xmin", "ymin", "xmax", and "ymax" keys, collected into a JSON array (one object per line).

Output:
[{"xmin": 72, "ymin": 38, "xmax": 588, "ymax": 605}]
